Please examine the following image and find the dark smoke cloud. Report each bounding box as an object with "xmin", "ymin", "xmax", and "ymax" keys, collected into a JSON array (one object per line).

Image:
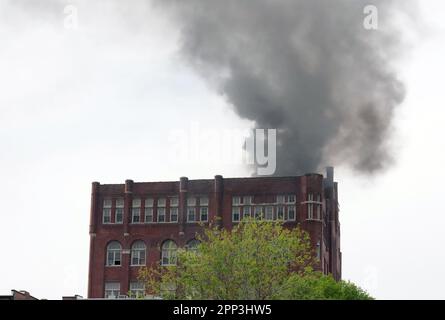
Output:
[{"xmin": 154, "ymin": 0, "xmax": 412, "ymax": 175}]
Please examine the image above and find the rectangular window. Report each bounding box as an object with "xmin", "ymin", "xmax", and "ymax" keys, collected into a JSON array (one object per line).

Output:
[
  {"xmin": 131, "ymin": 248, "xmax": 145, "ymax": 266},
  {"xmin": 170, "ymin": 207, "xmax": 178, "ymax": 222},
  {"xmin": 277, "ymin": 206, "xmax": 285, "ymax": 220},
  {"xmin": 131, "ymin": 198, "xmax": 141, "ymax": 223},
  {"xmin": 115, "ymin": 198, "xmax": 124, "ymax": 224},
  {"xmin": 144, "ymin": 198, "xmax": 153, "ymax": 223},
  {"xmin": 254, "ymin": 206, "xmax": 263, "ymax": 219},
  {"xmin": 129, "ymin": 282, "xmax": 145, "ymax": 299},
  {"xmin": 243, "ymin": 206, "xmax": 251, "ymax": 219},
  {"xmin": 187, "ymin": 207, "xmax": 196, "ymax": 222},
  {"xmin": 132, "ymin": 198, "xmax": 141, "ymax": 207},
  {"xmin": 104, "ymin": 282, "xmax": 120, "ymax": 299},
  {"xmin": 232, "ymin": 207, "xmax": 241, "ymax": 222},
  {"xmin": 265, "ymin": 206, "xmax": 274, "ymax": 221},
  {"xmin": 170, "ymin": 196, "xmax": 178, "ymax": 207},
  {"xmin": 200, "ymin": 196, "xmax": 209, "ymax": 206},
  {"xmin": 158, "ymin": 198, "xmax": 166, "ymax": 207},
  {"xmin": 103, "ymin": 199, "xmax": 112, "ymax": 224},
  {"xmin": 276, "ymin": 195, "xmax": 285, "ymax": 204},
  {"xmin": 200, "ymin": 207, "xmax": 208, "ymax": 221},
  {"xmin": 187, "ymin": 197, "xmax": 196, "ymax": 206},
  {"xmin": 107, "ymin": 249, "xmax": 121, "ymax": 266},
  {"xmin": 243, "ymin": 196, "xmax": 253, "ymax": 205},
  {"xmin": 157, "ymin": 208, "xmax": 166, "ymax": 222},
  {"xmin": 232, "ymin": 196, "xmax": 241, "ymax": 205},
  {"xmin": 287, "ymin": 195, "xmax": 296, "ymax": 204},
  {"xmin": 145, "ymin": 198, "xmax": 154, "ymax": 207},
  {"xmin": 308, "ymin": 193, "xmax": 314, "ymax": 219},
  {"xmin": 144, "ymin": 208, "xmax": 153, "ymax": 223},
  {"xmin": 288, "ymin": 206, "xmax": 296, "ymax": 221},
  {"xmin": 316, "ymin": 194, "xmax": 322, "ymax": 220},
  {"xmin": 132, "ymin": 208, "xmax": 141, "ymax": 223}
]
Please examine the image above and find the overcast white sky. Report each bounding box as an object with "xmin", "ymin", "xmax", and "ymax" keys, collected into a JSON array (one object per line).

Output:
[{"xmin": 0, "ymin": 0, "xmax": 444, "ymax": 300}]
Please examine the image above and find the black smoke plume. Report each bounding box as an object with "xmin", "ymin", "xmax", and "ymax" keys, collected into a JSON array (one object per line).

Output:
[{"xmin": 154, "ymin": 0, "xmax": 412, "ymax": 175}]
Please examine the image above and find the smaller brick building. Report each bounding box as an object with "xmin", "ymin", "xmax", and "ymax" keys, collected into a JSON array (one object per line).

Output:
[
  {"xmin": 88, "ymin": 168, "xmax": 341, "ymax": 298},
  {"xmin": 0, "ymin": 290, "xmax": 38, "ymax": 300}
]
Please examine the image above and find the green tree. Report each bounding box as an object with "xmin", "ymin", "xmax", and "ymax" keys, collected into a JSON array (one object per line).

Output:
[{"xmin": 138, "ymin": 219, "xmax": 372, "ymax": 300}]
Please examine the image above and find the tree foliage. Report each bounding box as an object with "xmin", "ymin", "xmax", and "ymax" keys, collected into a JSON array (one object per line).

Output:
[{"xmin": 138, "ymin": 219, "xmax": 372, "ymax": 300}]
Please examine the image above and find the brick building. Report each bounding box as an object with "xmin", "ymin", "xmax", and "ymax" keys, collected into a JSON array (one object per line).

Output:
[
  {"xmin": 0, "ymin": 290, "xmax": 38, "ymax": 300},
  {"xmin": 87, "ymin": 167, "xmax": 341, "ymax": 298}
]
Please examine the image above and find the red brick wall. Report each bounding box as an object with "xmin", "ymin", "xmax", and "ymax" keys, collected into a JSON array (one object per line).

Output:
[{"xmin": 88, "ymin": 171, "xmax": 341, "ymax": 298}]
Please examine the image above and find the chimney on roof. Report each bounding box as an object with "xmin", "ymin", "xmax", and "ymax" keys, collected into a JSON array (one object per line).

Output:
[{"xmin": 326, "ymin": 166, "xmax": 334, "ymax": 188}]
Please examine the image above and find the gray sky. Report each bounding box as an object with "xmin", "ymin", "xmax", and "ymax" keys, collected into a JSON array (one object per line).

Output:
[{"xmin": 0, "ymin": 0, "xmax": 444, "ymax": 299}]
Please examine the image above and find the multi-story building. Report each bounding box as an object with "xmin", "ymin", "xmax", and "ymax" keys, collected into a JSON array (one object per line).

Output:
[{"xmin": 87, "ymin": 167, "xmax": 341, "ymax": 298}]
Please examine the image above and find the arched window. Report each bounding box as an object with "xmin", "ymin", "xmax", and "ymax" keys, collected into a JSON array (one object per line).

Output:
[
  {"xmin": 186, "ymin": 239, "xmax": 200, "ymax": 253},
  {"xmin": 106, "ymin": 241, "xmax": 122, "ymax": 266},
  {"xmin": 161, "ymin": 240, "xmax": 177, "ymax": 266},
  {"xmin": 131, "ymin": 241, "xmax": 146, "ymax": 266}
]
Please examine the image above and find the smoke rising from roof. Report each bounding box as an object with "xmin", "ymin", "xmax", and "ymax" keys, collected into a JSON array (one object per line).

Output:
[{"xmin": 153, "ymin": 0, "xmax": 412, "ymax": 175}]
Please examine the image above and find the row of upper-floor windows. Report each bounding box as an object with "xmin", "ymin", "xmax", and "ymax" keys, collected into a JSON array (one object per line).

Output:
[
  {"xmin": 231, "ymin": 194, "xmax": 296, "ymax": 205},
  {"xmin": 103, "ymin": 196, "xmax": 208, "ymax": 210},
  {"xmin": 103, "ymin": 206, "xmax": 209, "ymax": 224},
  {"xmin": 102, "ymin": 194, "xmax": 322, "ymax": 224},
  {"xmin": 104, "ymin": 281, "xmax": 145, "ymax": 299},
  {"xmin": 232, "ymin": 205, "xmax": 296, "ymax": 222},
  {"xmin": 106, "ymin": 239, "xmax": 199, "ymax": 268},
  {"xmin": 102, "ymin": 196, "xmax": 209, "ymax": 224}
]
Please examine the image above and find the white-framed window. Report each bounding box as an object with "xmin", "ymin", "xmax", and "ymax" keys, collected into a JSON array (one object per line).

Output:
[
  {"xmin": 316, "ymin": 194, "xmax": 322, "ymax": 220},
  {"xmin": 243, "ymin": 196, "xmax": 253, "ymax": 205},
  {"xmin": 115, "ymin": 198, "xmax": 124, "ymax": 224},
  {"xmin": 157, "ymin": 208, "xmax": 166, "ymax": 222},
  {"xmin": 170, "ymin": 196, "xmax": 179, "ymax": 207},
  {"xmin": 288, "ymin": 206, "xmax": 296, "ymax": 221},
  {"xmin": 254, "ymin": 206, "xmax": 263, "ymax": 219},
  {"xmin": 200, "ymin": 207, "xmax": 208, "ymax": 221},
  {"xmin": 158, "ymin": 198, "xmax": 166, "ymax": 207},
  {"xmin": 131, "ymin": 198, "xmax": 141, "ymax": 223},
  {"xmin": 276, "ymin": 195, "xmax": 285, "ymax": 204},
  {"xmin": 200, "ymin": 196, "xmax": 209, "ymax": 206},
  {"xmin": 308, "ymin": 193, "xmax": 314, "ymax": 219},
  {"xmin": 144, "ymin": 208, "xmax": 153, "ymax": 223},
  {"xmin": 131, "ymin": 241, "xmax": 146, "ymax": 266},
  {"xmin": 186, "ymin": 239, "xmax": 200, "ymax": 253},
  {"xmin": 243, "ymin": 206, "xmax": 251, "ymax": 219},
  {"xmin": 187, "ymin": 207, "xmax": 196, "ymax": 222},
  {"xmin": 161, "ymin": 240, "xmax": 177, "ymax": 266},
  {"xmin": 129, "ymin": 281, "xmax": 145, "ymax": 299},
  {"xmin": 103, "ymin": 199, "xmax": 112, "ymax": 224},
  {"xmin": 277, "ymin": 206, "xmax": 285, "ymax": 220},
  {"xmin": 104, "ymin": 282, "xmax": 120, "ymax": 299},
  {"xmin": 232, "ymin": 207, "xmax": 241, "ymax": 222},
  {"xmin": 232, "ymin": 196, "xmax": 241, "ymax": 205},
  {"xmin": 106, "ymin": 241, "xmax": 122, "ymax": 266},
  {"xmin": 145, "ymin": 198, "xmax": 154, "ymax": 208},
  {"xmin": 145, "ymin": 198, "xmax": 154, "ymax": 223},
  {"xmin": 187, "ymin": 196, "xmax": 196, "ymax": 206},
  {"xmin": 287, "ymin": 194, "xmax": 296, "ymax": 204},
  {"xmin": 265, "ymin": 206, "xmax": 274, "ymax": 221},
  {"xmin": 170, "ymin": 207, "xmax": 178, "ymax": 222}
]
